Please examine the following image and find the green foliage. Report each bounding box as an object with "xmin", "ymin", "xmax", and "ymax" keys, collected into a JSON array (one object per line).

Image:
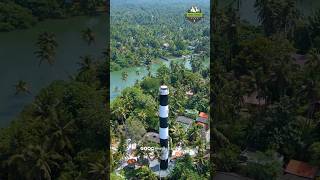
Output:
[
  {"xmin": 214, "ymin": 144, "xmax": 240, "ymax": 172},
  {"xmin": 110, "ymin": 2, "xmax": 209, "ymax": 70},
  {"xmin": 294, "ymin": 22, "xmax": 311, "ymax": 54},
  {"xmin": 255, "ymin": 0, "xmax": 299, "ymax": 37},
  {"xmin": 111, "ymin": 86, "xmax": 158, "ymax": 131},
  {"xmin": 156, "ymin": 64, "xmax": 170, "ymax": 84},
  {"xmin": 0, "ymin": 73, "xmax": 107, "ymax": 179},
  {"xmin": 0, "ymin": 0, "xmax": 105, "ymax": 32},
  {"xmin": 35, "ymin": 32, "xmax": 58, "ymax": 66},
  {"xmin": 0, "ymin": 2, "xmax": 36, "ymax": 31},
  {"xmin": 240, "ymin": 150, "xmax": 283, "ymax": 180},
  {"xmin": 308, "ymin": 142, "xmax": 320, "ymax": 166},
  {"xmin": 125, "ymin": 117, "xmax": 146, "ymax": 143},
  {"xmin": 134, "ymin": 166, "xmax": 157, "ymax": 180},
  {"xmin": 309, "ymin": 10, "xmax": 320, "ymax": 52},
  {"xmin": 110, "ymin": 172, "xmax": 125, "ymax": 180},
  {"xmin": 212, "ymin": 2, "xmax": 320, "ymax": 178},
  {"xmin": 249, "ymin": 97, "xmax": 302, "ymax": 157},
  {"xmin": 170, "ymin": 155, "xmax": 206, "ymax": 180}
]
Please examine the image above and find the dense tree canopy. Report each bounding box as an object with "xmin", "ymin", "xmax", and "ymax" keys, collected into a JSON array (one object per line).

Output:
[
  {"xmin": 212, "ymin": 0, "xmax": 320, "ymax": 179},
  {"xmin": 0, "ymin": 0, "xmax": 106, "ymax": 32},
  {"xmin": 110, "ymin": 1, "xmax": 209, "ymax": 71}
]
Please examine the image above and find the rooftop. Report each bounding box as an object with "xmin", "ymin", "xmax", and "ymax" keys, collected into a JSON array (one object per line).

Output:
[
  {"xmin": 143, "ymin": 132, "xmax": 159, "ymax": 143},
  {"xmin": 284, "ymin": 160, "xmax": 319, "ymax": 179},
  {"xmin": 243, "ymin": 91, "xmax": 266, "ymax": 106},
  {"xmin": 199, "ymin": 112, "xmax": 208, "ymax": 119},
  {"xmin": 196, "ymin": 117, "xmax": 208, "ymax": 124},
  {"xmin": 176, "ymin": 116, "xmax": 194, "ymax": 126}
]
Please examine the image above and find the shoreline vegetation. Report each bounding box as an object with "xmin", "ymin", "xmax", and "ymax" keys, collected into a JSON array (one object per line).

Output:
[
  {"xmin": 0, "ymin": 1, "xmax": 109, "ymax": 178},
  {"xmin": 0, "ymin": 27, "xmax": 109, "ymax": 178},
  {"xmin": 0, "ymin": 0, "xmax": 106, "ymax": 32}
]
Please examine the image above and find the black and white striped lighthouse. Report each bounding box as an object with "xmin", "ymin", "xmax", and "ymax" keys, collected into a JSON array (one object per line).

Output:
[{"xmin": 159, "ymin": 85, "xmax": 169, "ymax": 170}]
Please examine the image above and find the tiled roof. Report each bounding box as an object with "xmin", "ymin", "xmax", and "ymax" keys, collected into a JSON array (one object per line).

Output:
[
  {"xmin": 284, "ymin": 160, "xmax": 319, "ymax": 179},
  {"xmin": 196, "ymin": 117, "xmax": 208, "ymax": 124},
  {"xmin": 176, "ymin": 116, "xmax": 194, "ymax": 126},
  {"xmin": 199, "ymin": 112, "xmax": 208, "ymax": 119}
]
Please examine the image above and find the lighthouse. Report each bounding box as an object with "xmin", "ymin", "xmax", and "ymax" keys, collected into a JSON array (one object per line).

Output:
[{"xmin": 159, "ymin": 85, "xmax": 169, "ymax": 170}]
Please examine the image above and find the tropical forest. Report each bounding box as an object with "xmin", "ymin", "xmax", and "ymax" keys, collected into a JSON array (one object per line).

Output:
[
  {"xmin": 211, "ymin": 0, "xmax": 320, "ymax": 179},
  {"xmin": 0, "ymin": 0, "xmax": 108, "ymax": 179}
]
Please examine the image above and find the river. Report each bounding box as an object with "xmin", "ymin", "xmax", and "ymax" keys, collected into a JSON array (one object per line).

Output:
[
  {"xmin": 0, "ymin": 15, "xmax": 107, "ymax": 127},
  {"xmin": 110, "ymin": 57, "xmax": 209, "ymax": 100}
]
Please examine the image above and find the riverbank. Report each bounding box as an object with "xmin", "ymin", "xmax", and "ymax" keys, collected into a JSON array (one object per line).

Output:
[
  {"xmin": 110, "ymin": 55, "xmax": 209, "ymax": 100},
  {"xmin": 0, "ymin": 1, "xmax": 107, "ymax": 32}
]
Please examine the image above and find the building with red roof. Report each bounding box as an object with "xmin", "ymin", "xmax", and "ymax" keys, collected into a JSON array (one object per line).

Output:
[
  {"xmin": 199, "ymin": 112, "xmax": 208, "ymax": 119},
  {"xmin": 284, "ymin": 160, "xmax": 319, "ymax": 179},
  {"xmin": 196, "ymin": 112, "xmax": 208, "ymax": 130}
]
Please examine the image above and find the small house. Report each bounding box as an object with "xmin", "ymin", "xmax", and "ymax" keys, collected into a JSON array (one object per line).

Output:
[{"xmin": 196, "ymin": 112, "xmax": 208, "ymax": 130}]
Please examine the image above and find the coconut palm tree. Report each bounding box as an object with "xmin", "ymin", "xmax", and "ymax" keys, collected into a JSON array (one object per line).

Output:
[
  {"xmin": 14, "ymin": 80, "xmax": 31, "ymax": 95},
  {"xmin": 255, "ymin": 0, "xmax": 299, "ymax": 37},
  {"xmin": 35, "ymin": 32, "xmax": 58, "ymax": 66},
  {"xmin": 135, "ymin": 166, "xmax": 157, "ymax": 180},
  {"xmin": 212, "ymin": 127, "xmax": 230, "ymax": 150},
  {"xmin": 187, "ymin": 124, "xmax": 203, "ymax": 148},
  {"xmin": 78, "ymin": 55, "xmax": 96, "ymax": 73},
  {"xmin": 8, "ymin": 144, "xmax": 61, "ymax": 180},
  {"xmin": 194, "ymin": 148, "xmax": 207, "ymax": 174},
  {"xmin": 170, "ymin": 122, "xmax": 187, "ymax": 148},
  {"xmin": 47, "ymin": 110, "xmax": 75, "ymax": 154},
  {"xmin": 121, "ymin": 71, "xmax": 128, "ymax": 82},
  {"xmin": 132, "ymin": 57, "xmax": 140, "ymax": 67},
  {"xmin": 137, "ymin": 111, "xmax": 147, "ymax": 123},
  {"xmin": 81, "ymin": 27, "xmax": 95, "ymax": 45},
  {"xmin": 88, "ymin": 155, "xmax": 108, "ymax": 180},
  {"xmin": 144, "ymin": 57, "xmax": 152, "ymax": 77},
  {"xmin": 112, "ymin": 106, "xmax": 128, "ymax": 124}
]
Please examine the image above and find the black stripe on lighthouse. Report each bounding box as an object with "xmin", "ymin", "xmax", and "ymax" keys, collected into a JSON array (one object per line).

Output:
[{"xmin": 159, "ymin": 85, "xmax": 169, "ymax": 170}]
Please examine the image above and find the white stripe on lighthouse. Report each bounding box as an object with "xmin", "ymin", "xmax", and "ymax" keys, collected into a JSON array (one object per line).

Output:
[
  {"xmin": 159, "ymin": 127, "xmax": 169, "ymax": 139},
  {"xmin": 160, "ymin": 147, "xmax": 169, "ymax": 160},
  {"xmin": 159, "ymin": 105, "xmax": 169, "ymax": 118}
]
